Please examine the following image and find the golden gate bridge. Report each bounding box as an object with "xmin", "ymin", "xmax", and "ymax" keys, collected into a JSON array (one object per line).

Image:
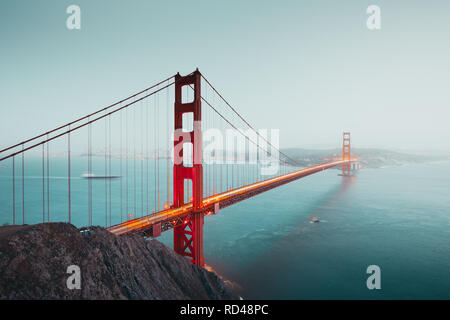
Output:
[{"xmin": 0, "ymin": 69, "xmax": 357, "ymax": 268}]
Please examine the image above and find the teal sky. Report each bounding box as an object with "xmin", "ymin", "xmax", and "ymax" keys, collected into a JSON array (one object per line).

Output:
[{"xmin": 1, "ymin": 0, "xmax": 449, "ymax": 153}]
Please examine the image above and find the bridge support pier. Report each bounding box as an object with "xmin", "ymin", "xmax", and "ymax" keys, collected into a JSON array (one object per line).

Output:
[
  {"xmin": 174, "ymin": 212, "xmax": 204, "ymax": 267},
  {"xmin": 172, "ymin": 70, "xmax": 205, "ymax": 268}
]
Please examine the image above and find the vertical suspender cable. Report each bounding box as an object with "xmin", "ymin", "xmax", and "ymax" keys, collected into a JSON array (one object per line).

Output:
[
  {"xmin": 146, "ymin": 92, "xmax": 149, "ymax": 214},
  {"xmin": 42, "ymin": 144, "xmax": 45, "ymax": 223},
  {"xmin": 126, "ymin": 108, "xmax": 129, "ymax": 219},
  {"xmin": 105, "ymin": 116, "xmax": 108, "ymax": 226},
  {"xmin": 134, "ymin": 102, "xmax": 137, "ymax": 218},
  {"xmin": 204, "ymin": 84, "xmax": 207, "ymax": 197},
  {"xmin": 87, "ymin": 121, "xmax": 90, "ymax": 225},
  {"xmin": 68, "ymin": 128, "xmax": 71, "ymax": 224},
  {"xmin": 22, "ymin": 144, "xmax": 24, "ymax": 224},
  {"xmin": 47, "ymin": 135, "xmax": 50, "ymax": 222},
  {"xmin": 212, "ymin": 91, "xmax": 215, "ymax": 195},
  {"xmin": 167, "ymin": 81, "xmax": 170, "ymax": 206},
  {"xmin": 154, "ymin": 93, "xmax": 157, "ymax": 211},
  {"xmin": 12, "ymin": 156, "xmax": 15, "ymax": 225},
  {"xmin": 157, "ymin": 90, "xmax": 160, "ymax": 210},
  {"xmin": 109, "ymin": 116, "xmax": 112, "ymax": 226},
  {"xmin": 88, "ymin": 120, "xmax": 92, "ymax": 226},
  {"xmin": 141, "ymin": 100, "xmax": 144, "ymax": 217},
  {"xmin": 120, "ymin": 112, "xmax": 123, "ymax": 223}
]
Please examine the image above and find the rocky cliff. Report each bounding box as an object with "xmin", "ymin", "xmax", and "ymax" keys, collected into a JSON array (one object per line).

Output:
[{"xmin": 0, "ymin": 223, "xmax": 237, "ymax": 300}]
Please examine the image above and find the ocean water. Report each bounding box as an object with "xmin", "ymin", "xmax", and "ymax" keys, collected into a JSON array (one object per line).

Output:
[
  {"xmin": 163, "ymin": 162, "xmax": 450, "ymax": 299},
  {"xmin": 1, "ymin": 159, "xmax": 450, "ymax": 299},
  {"xmin": 0, "ymin": 157, "xmax": 176, "ymax": 227}
]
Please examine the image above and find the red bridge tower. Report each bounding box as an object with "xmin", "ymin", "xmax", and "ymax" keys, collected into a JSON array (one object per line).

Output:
[
  {"xmin": 173, "ymin": 70, "xmax": 205, "ymax": 267},
  {"xmin": 342, "ymin": 132, "xmax": 351, "ymax": 176}
]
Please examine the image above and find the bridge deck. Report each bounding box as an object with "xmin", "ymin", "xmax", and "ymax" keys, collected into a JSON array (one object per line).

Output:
[{"xmin": 107, "ymin": 159, "xmax": 355, "ymax": 237}]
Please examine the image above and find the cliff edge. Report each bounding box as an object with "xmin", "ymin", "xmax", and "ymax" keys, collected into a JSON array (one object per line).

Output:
[{"xmin": 0, "ymin": 223, "xmax": 237, "ymax": 300}]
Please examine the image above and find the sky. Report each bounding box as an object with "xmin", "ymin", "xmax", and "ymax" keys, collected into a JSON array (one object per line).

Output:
[{"xmin": 1, "ymin": 0, "xmax": 449, "ymax": 154}]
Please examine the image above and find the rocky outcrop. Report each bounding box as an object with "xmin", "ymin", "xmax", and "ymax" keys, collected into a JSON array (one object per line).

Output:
[{"xmin": 0, "ymin": 223, "xmax": 237, "ymax": 300}]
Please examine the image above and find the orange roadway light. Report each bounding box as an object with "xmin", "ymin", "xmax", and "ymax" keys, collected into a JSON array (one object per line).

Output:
[{"xmin": 108, "ymin": 160, "xmax": 350, "ymax": 237}]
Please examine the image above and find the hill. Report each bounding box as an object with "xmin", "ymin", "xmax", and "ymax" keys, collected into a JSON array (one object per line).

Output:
[
  {"xmin": 0, "ymin": 223, "xmax": 237, "ymax": 300},
  {"xmin": 282, "ymin": 147, "xmax": 449, "ymax": 168}
]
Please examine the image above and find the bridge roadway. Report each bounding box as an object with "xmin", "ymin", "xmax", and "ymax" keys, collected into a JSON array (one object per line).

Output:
[{"xmin": 107, "ymin": 159, "xmax": 355, "ymax": 237}]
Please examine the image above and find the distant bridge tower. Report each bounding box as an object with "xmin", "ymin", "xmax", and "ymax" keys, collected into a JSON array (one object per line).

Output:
[
  {"xmin": 173, "ymin": 70, "xmax": 205, "ymax": 268},
  {"xmin": 342, "ymin": 132, "xmax": 351, "ymax": 176}
]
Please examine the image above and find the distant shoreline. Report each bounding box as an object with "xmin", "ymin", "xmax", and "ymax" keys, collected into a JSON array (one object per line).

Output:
[{"xmin": 282, "ymin": 147, "xmax": 450, "ymax": 169}]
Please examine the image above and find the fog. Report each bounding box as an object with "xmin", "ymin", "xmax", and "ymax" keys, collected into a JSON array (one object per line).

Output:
[{"xmin": 1, "ymin": 1, "xmax": 449, "ymax": 154}]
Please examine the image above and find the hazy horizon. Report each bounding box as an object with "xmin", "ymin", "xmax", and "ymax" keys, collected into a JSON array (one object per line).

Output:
[{"xmin": 1, "ymin": 0, "xmax": 450, "ymax": 153}]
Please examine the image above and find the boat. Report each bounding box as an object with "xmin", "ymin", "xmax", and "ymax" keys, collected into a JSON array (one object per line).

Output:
[{"xmin": 81, "ymin": 172, "xmax": 120, "ymax": 179}]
